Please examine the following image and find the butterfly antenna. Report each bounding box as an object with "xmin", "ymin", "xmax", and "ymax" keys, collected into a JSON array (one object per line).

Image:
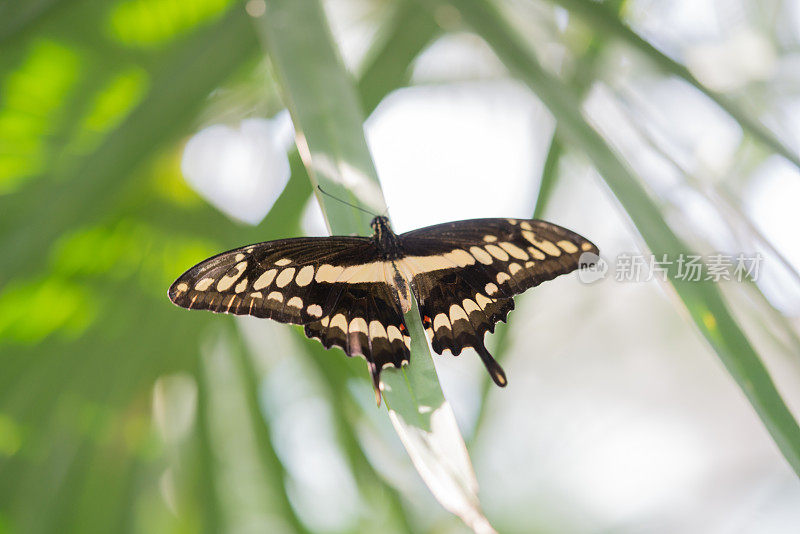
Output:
[{"xmin": 317, "ymin": 185, "xmax": 377, "ymax": 217}]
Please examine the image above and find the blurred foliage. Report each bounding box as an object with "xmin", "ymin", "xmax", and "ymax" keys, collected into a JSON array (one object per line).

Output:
[{"xmin": 1, "ymin": 0, "xmax": 799, "ymax": 532}]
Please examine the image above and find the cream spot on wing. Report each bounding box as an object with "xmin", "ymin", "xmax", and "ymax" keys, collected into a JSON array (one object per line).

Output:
[
  {"xmin": 246, "ymin": 247, "xmax": 254, "ymax": 254},
  {"xmin": 349, "ymin": 317, "xmax": 368, "ymax": 334},
  {"xmin": 253, "ymin": 269, "xmax": 277, "ymax": 290},
  {"xmin": 275, "ymin": 258, "xmax": 292, "ymax": 266},
  {"xmin": 520, "ymin": 221, "xmax": 532, "ymax": 231},
  {"xmin": 444, "ymin": 249, "xmax": 475, "ymax": 267},
  {"xmin": 315, "ymin": 264, "xmax": 344, "ymax": 283},
  {"xmin": 485, "ymin": 244, "xmax": 509, "ymax": 261},
  {"xmin": 330, "ymin": 314, "xmax": 347, "ymax": 331},
  {"xmin": 276, "ymin": 268, "xmax": 295, "ymax": 288},
  {"xmin": 483, "ymin": 234, "xmax": 498, "ymax": 242},
  {"xmin": 527, "ymin": 246, "xmax": 546, "ymax": 260},
  {"xmin": 217, "ymin": 260, "xmax": 249, "ymax": 291},
  {"xmin": 234, "ymin": 278, "xmax": 248, "ymax": 293},
  {"xmin": 267, "ymin": 291, "xmax": 283, "ymax": 303},
  {"xmin": 320, "ymin": 315, "xmax": 330, "ymax": 327},
  {"xmin": 369, "ymin": 320, "xmax": 387, "ymax": 339},
  {"xmin": 307, "ymin": 304, "xmax": 323, "ymax": 317},
  {"xmin": 499, "ymin": 242, "xmax": 528, "ymax": 260},
  {"xmin": 521, "ymin": 230, "xmax": 537, "ymax": 244},
  {"xmin": 507, "ymin": 218, "xmax": 518, "ymax": 225},
  {"xmin": 508, "ymin": 263, "xmax": 522, "ymax": 275},
  {"xmin": 295, "ymin": 265, "xmax": 314, "ymax": 286},
  {"xmin": 400, "ymin": 256, "xmax": 452, "ymax": 275},
  {"xmin": 176, "ymin": 282, "xmax": 189, "ymax": 292},
  {"xmin": 475, "ymin": 293, "xmax": 493, "ymax": 309},
  {"xmin": 463, "ymin": 298, "xmax": 481, "ymax": 315},
  {"xmin": 216, "ymin": 273, "xmax": 238, "ymax": 292},
  {"xmin": 340, "ymin": 262, "xmax": 387, "ymax": 283},
  {"xmin": 235, "ymin": 253, "xmax": 245, "ymax": 261},
  {"xmin": 497, "ymin": 272, "xmax": 511, "ymax": 284},
  {"xmin": 287, "ymin": 296, "xmax": 303, "ymax": 309},
  {"xmin": 557, "ymin": 240, "xmax": 579, "ymax": 253},
  {"xmin": 449, "ymin": 304, "xmax": 469, "ymax": 323},
  {"xmin": 387, "ymin": 325, "xmax": 402, "ymax": 343},
  {"xmin": 485, "ymin": 283, "xmax": 499, "ymax": 295},
  {"xmin": 433, "ymin": 313, "xmax": 450, "ymax": 331},
  {"xmin": 250, "ymin": 292, "xmax": 262, "ymax": 298},
  {"xmin": 581, "ymin": 242, "xmax": 594, "ymax": 251},
  {"xmin": 470, "ymin": 246, "xmax": 493, "ymax": 265},
  {"xmin": 403, "ymin": 335, "xmax": 412, "ymax": 349},
  {"xmin": 525, "ymin": 261, "xmax": 536, "ymax": 269},
  {"xmin": 532, "ymin": 239, "xmax": 561, "ymax": 256}
]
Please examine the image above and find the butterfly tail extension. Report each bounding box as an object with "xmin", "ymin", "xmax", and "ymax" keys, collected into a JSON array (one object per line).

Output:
[
  {"xmin": 369, "ymin": 361, "xmax": 382, "ymax": 407},
  {"xmin": 474, "ymin": 343, "xmax": 508, "ymax": 387}
]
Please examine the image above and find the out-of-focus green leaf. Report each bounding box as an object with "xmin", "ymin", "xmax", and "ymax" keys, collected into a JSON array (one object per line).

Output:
[
  {"xmin": 256, "ymin": 0, "xmax": 496, "ymax": 530},
  {"xmin": 448, "ymin": 0, "xmax": 800, "ymax": 476},
  {"xmin": 0, "ymin": 39, "xmax": 82, "ymax": 192},
  {"xmin": 0, "ymin": 5, "xmax": 259, "ymax": 288},
  {"xmin": 229, "ymin": 327, "xmax": 308, "ymax": 533},
  {"xmin": 107, "ymin": 0, "xmax": 237, "ymax": 49},
  {"xmin": 0, "ymin": 0, "xmax": 63, "ymax": 43},
  {"xmin": 358, "ymin": 1, "xmax": 441, "ymax": 114}
]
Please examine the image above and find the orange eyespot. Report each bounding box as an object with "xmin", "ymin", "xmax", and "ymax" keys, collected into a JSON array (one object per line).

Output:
[
  {"xmin": 399, "ymin": 324, "xmax": 406, "ymax": 332},
  {"xmin": 423, "ymin": 315, "xmax": 431, "ymax": 325}
]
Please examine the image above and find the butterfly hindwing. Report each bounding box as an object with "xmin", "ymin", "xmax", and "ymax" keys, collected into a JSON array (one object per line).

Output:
[
  {"xmin": 397, "ymin": 218, "xmax": 598, "ymax": 383},
  {"xmin": 304, "ymin": 280, "xmax": 411, "ymax": 393}
]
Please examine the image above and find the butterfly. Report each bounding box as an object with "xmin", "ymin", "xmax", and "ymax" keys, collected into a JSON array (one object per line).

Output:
[{"xmin": 168, "ymin": 216, "xmax": 598, "ymax": 402}]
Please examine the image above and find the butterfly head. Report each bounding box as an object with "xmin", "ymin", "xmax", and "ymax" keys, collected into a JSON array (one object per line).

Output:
[
  {"xmin": 370, "ymin": 215, "xmax": 391, "ymax": 233},
  {"xmin": 370, "ymin": 216, "xmax": 400, "ymax": 256}
]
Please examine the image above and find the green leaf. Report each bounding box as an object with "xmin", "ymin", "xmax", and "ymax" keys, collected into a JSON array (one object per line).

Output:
[
  {"xmin": 357, "ymin": 1, "xmax": 441, "ymax": 115},
  {"xmin": 0, "ymin": 6, "xmax": 260, "ymax": 287},
  {"xmin": 255, "ymin": 0, "xmax": 496, "ymax": 530},
  {"xmin": 449, "ymin": 0, "xmax": 800, "ymax": 476}
]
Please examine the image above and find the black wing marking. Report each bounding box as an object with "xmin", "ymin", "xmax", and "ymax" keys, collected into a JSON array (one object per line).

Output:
[
  {"xmin": 168, "ymin": 236, "xmax": 410, "ymax": 399},
  {"xmin": 398, "ymin": 218, "xmax": 599, "ymax": 385}
]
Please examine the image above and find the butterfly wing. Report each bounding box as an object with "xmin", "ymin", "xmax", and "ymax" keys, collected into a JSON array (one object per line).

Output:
[
  {"xmin": 169, "ymin": 236, "xmax": 411, "ymax": 396},
  {"xmin": 397, "ymin": 218, "xmax": 598, "ymax": 385}
]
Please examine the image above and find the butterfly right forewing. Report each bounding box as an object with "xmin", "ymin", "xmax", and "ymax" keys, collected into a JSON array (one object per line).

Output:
[{"xmin": 396, "ymin": 218, "xmax": 598, "ymax": 385}]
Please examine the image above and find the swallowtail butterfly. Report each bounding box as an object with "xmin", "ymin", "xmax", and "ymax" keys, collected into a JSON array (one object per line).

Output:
[{"xmin": 169, "ymin": 216, "xmax": 598, "ymax": 402}]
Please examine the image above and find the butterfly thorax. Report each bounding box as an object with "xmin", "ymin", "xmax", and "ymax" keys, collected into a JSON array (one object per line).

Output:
[{"xmin": 371, "ymin": 216, "xmax": 403, "ymax": 260}]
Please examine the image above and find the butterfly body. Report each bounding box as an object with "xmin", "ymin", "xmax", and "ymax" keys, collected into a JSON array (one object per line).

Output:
[{"xmin": 169, "ymin": 215, "xmax": 598, "ymax": 401}]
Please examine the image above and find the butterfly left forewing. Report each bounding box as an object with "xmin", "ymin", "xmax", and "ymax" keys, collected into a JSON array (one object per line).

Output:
[
  {"xmin": 169, "ymin": 236, "xmax": 412, "ymax": 400},
  {"xmin": 398, "ymin": 218, "xmax": 598, "ymax": 385},
  {"xmin": 168, "ymin": 236, "xmax": 374, "ymax": 323}
]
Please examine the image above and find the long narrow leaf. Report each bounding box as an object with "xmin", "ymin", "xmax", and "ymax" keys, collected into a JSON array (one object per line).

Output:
[
  {"xmin": 545, "ymin": 0, "xmax": 800, "ymax": 171},
  {"xmin": 255, "ymin": 1, "xmax": 496, "ymax": 530},
  {"xmin": 449, "ymin": 0, "xmax": 800, "ymax": 476}
]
